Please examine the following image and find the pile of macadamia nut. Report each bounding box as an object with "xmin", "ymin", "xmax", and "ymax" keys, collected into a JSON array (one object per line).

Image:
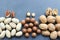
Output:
[
  {"xmin": 0, "ymin": 10, "xmax": 23, "ymax": 38},
  {"xmin": 39, "ymin": 7, "xmax": 60, "ymax": 40},
  {"xmin": 21, "ymin": 12, "xmax": 41, "ymax": 38}
]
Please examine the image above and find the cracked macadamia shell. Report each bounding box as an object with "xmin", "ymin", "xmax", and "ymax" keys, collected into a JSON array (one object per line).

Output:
[
  {"xmin": 46, "ymin": 7, "xmax": 52, "ymax": 16},
  {"xmin": 39, "ymin": 24, "xmax": 48, "ymax": 30},
  {"xmin": 56, "ymin": 16, "xmax": 60, "ymax": 23},
  {"xmin": 42, "ymin": 30, "xmax": 50, "ymax": 36},
  {"xmin": 50, "ymin": 31, "xmax": 57, "ymax": 39},
  {"xmin": 39, "ymin": 15, "xmax": 47, "ymax": 23},
  {"xmin": 55, "ymin": 24, "xmax": 60, "ymax": 31},
  {"xmin": 47, "ymin": 16, "xmax": 56, "ymax": 23},
  {"xmin": 48, "ymin": 23, "xmax": 55, "ymax": 31}
]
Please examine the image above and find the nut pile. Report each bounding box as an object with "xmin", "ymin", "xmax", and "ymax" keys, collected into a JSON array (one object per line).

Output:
[
  {"xmin": 0, "ymin": 10, "xmax": 23, "ymax": 38},
  {"xmin": 39, "ymin": 7, "xmax": 60, "ymax": 40},
  {"xmin": 21, "ymin": 12, "xmax": 41, "ymax": 38}
]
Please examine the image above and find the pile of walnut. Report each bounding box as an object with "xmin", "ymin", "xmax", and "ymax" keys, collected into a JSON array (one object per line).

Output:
[
  {"xmin": 21, "ymin": 12, "xmax": 41, "ymax": 38},
  {"xmin": 0, "ymin": 10, "xmax": 23, "ymax": 38},
  {"xmin": 39, "ymin": 7, "xmax": 60, "ymax": 40}
]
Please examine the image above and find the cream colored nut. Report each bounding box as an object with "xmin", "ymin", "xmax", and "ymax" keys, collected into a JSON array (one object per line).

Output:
[
  {"xmin": 39, "ymin": 24, "xmax": 48, "ymax": 30},
  {"xmin": 57, "ymin": 31, "xmax": 60, "ymax": 37},
  {"xmin": 50, "ymin": 31, "xmax": 57, "ymax": 39},
  {"xmin": 9, "ymin": 22, "xmax": 16, "ymax": 28},
  {"xmin": 39, "ymin": 15, "xmax": 47, "ymax": 23},
  {"xmin": 6, "ymin": 30, "xmax": 11, "ymax": 38},
  {"xmin": 48, "ymin": 23, "xmax": 55, "ymax": 31},
  {"xmin": 47, "ymin": 16, "xmax": 55, "ymax": 23},
  {"xmin": 46, "ymin": 7, "xmax": 52, "ymax": 16},
  {"xmin": 11, "ymin": 29, "xmax": 16, "ymax": 36},
  {"xmin": 32, "ymin": 13, "xmax": 35, "ymax": 17},
  {"xmin": 16, "ymin": 23, "xmax": 22, "ymax": 31},
  {"xmin": 0, "ymin": 22, "xmax": 5, "ymax": 29},
  {"xmin": 12, "ymin": 18, "xmax": 19, "ymax": 23},
  {"xmin": 4, "ymin": 18, "xmax": 11, "ymax": 24},
  {"xmin": 5, "ymin": 24, "xmax": 12, "ymax": 30},
  {"xmin": 55, "ymin": 24, "xmax": 60, "ymax": 31},
  {"xmin": 26, "ymin": 12, "xmax": 30, "ymax": 17},
  {"xmin": 56, "ymin": 16, "xmax": 60, "ymax": 23},
  {"xmin": 0, "ymin": 27, "xmax": 2, "ymax": 33},
  {"xmin": 16, "ymin": 31, "xmax": 23, "ymax": 37},
  {"xmin": 53, "ymin": 9, "xmax": 58, "ymax": 16},
  {"xmin": 42, "ymin": 30, "xmax": 50, "ymax": 36},
  {"xmin": 0, "ymin": 31, "xmax": 5, "ymax": 38},
  {"xmin": 0, "ymin": 17, "xmax": 5, "ymax": 22}
]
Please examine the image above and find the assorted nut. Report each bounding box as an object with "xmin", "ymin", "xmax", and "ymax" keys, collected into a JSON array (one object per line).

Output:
[{"xmin": 0, "ymin": 8, "xmax": 60, "ymax": 40}]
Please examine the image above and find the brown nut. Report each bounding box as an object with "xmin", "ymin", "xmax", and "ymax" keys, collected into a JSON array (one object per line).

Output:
[
  {"xmin": 21, "ymin": 20, "xmax": 26, "ymax": 25},
  {"xmin": 37, "ymin": 29, "xmax": 41, "ymax": 34},
  {"xmin": 29, "ymin": 23, "xmax": 33, "ymax": 27},
  {"xmin": 27, "ymin": 28, "xmax": 32, "ymax": 33},
  {"xmin": 25, "ymin": 33, "xmax": 30, "ymax": 38},
  {"xmin": 25, "ymin": 17, "xmax": 30, "ymax": 22},
  {"xmin": 24, "ymin": 24, "xmax": 29, "ymax": 28},
  {"xmin": 39, "ymin": 15, "xmax": 47, "ymax": 23},
  {"xmin": 32, "ymin": 26, "xmax": 37, "ymax": 31},
  {"xmin": 46, "ymin": 7, "xmax": 52, "ymax": 16},
  {"xmin": 32, "ymin": 32, "xmax": 37, "ymax": 37},
  {"xmin": 11, "ymin": 11, "xmax": 15, "ymax": 18},
  {"xmin": 52, "ymin": 9, "xmax": 58, "ymax": 16},
  {"xmin": 5, "ymin": 10, "xmax": 10, "ymax": 17},
  {"xmin": 56, "ymin": 16, "xmax": 60, "ymax": 23},
  {"xmin": 48, "ymin": 23, "xmax": 55, "ymax": 32},
  {"xmin": 22, "ymin": 28, "xmax": 27, "ymax": 33},
  {"xmin": 34, "ymin": 21, "xmax": 39, "ymax": 26},
  {"xmin": 30, "ymin": 18, "xmax": 35, "ymax": 23},
  {"xmin": 47, "ymin": 16, "xmax": 55, "ymax": 23}
]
